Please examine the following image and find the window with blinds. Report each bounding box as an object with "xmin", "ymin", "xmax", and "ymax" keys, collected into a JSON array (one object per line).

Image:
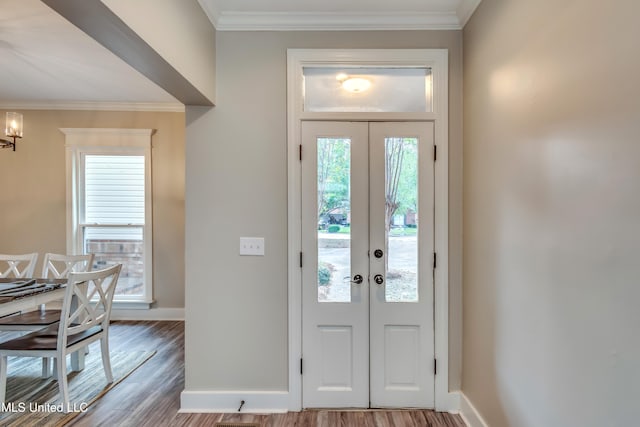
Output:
[
  {"xmin": 63, "ymin": 128, "xmax": 153, "ymax": 305},
  {"xmin": 81, "ymin": 155, "xmax": 145, "ymax": 299}
]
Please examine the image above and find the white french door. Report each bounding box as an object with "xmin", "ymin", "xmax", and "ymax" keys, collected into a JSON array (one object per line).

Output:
[{"xmin": 301, "ymin": 121, "xmax": 435, "ymax": 409}]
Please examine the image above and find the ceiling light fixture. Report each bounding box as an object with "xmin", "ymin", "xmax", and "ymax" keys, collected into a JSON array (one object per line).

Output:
[
  {"xmin": 1, "ymin": 112, "xmax": 23, "ymax": 151},
  {"xmin": 336, "ymin": 74, "xmax": 371, "ymax": 93}
]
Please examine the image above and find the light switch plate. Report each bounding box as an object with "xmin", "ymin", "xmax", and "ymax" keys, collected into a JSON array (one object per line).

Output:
[{"xmin": 239, "ymin": 237, "xmax": 265, "ymax": 256}]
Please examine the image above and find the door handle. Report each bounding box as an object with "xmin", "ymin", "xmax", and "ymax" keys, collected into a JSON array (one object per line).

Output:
[
  {"xmin": 374, "ymin": 274, "xmax": 384, "ymax": 285},
  {"xmin": 351, "ymin": 274, "xmax": 364, "ymax": 285}
]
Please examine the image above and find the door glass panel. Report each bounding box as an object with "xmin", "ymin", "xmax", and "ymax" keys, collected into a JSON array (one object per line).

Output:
[
  {"xmin": 385, "ymin": 137, "xmax": 419, "ymax": 302},
  {"xmin": 317, "ymin": 138, "xmax": 351, "ymax": 302}
]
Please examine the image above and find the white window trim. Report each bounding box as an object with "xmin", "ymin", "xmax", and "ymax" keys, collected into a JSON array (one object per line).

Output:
[
  {"xmin": 62, "ymin": 128, "xmax": 154, "ymax": 304},
  {"xmin": 286, "ymin": 49, "xmax": 453, "ymax": 412}
]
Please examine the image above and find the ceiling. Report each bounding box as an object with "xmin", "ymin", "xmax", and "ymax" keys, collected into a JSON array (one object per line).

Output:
[
  {"xmin": 0, "ymin": 0, "xmax": 480, "ymax": 110},
  {"xmin": 0, "ymin": 0, "xmax": 181, "ymax": 111}
]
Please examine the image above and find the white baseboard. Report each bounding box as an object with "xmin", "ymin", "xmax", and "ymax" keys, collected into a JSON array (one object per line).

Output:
[
  {"xmin": 180, "ymin": 390, "xmax": 289, "ymax": 413},
  {"xmin": 459, "ymin": 392, "xmax": 489, "ymax": 427},
  {"xmin": 42, "ymin": 300, "xmax": 184, "ymax": 321},
  {"xmin": 446, "ymin": 391, "xmax": 461, "ymax": 413},
  {"xmin": 111, "ymin": 307, "xmax": 185, "ymax": 321},
  {"xmin": 179, "ymin": 390, "xmax": 464, "ymax": 416}
]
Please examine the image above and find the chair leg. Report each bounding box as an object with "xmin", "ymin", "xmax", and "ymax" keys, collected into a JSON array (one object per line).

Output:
[
  {"xmin": 41, "ymin": 357, "xmax": 51, "ymax": 378},
  {"xmin": 0, "ymin": 355, "xmax": 7, "ymax": 403},
  {"xmin": 100, "ymin": 336, "xmax": 113, "ymax": 383},
  {"xmin": 52, "ymin": 357, "xmax": 58, "ymax": 380},
  {"xmin": 56, "ymin": 353, "xmax": 70, "ymax": 411}
]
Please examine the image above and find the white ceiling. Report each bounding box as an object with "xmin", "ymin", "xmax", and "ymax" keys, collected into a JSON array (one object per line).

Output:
[
  {"xmin": 0, "ymin": 0, "xmax": 180, "ymax": 111},
  {"xmin": 0, "ymin": 0, "xmax": 480, "ymax": 110}
]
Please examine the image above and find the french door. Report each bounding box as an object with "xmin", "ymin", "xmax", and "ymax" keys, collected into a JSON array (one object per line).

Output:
[{"xmin": 301, "ymin": 121, "xmax": 435, "ymax": 408}]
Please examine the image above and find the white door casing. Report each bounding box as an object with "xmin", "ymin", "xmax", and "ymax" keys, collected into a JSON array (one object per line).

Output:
[{"xmin": 287, "ymin": 48, "xmax": 450, "ymax": 411}]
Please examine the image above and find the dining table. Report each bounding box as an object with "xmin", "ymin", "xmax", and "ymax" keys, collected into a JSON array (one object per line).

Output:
[{"xmin": 0, "ymin": 277, "xmax": 85, "ymax": 371}]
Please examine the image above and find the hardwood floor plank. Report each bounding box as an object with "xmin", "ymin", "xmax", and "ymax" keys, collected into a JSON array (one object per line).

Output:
[{"xmin": 67, "ymin": 321, "xmax": 466, "ymax": 427}]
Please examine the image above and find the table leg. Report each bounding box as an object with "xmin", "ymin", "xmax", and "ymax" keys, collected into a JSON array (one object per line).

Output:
[{"xmin": 71, "ymin": 348, "xmax": 85, "ymax": 371}]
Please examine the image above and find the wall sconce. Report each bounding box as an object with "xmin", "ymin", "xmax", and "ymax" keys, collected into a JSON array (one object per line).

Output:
[{"xmin": 1, "ymin": 112, "xmax": 23, "ymax": 151}]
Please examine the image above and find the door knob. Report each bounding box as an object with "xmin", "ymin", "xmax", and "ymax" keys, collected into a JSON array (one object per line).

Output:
[
  {"xmin": 374, "ymin": 249, "xmax": 384, "ymax": 258},
  {"xmin": 374, "ymin": 274, "xmax": 384, "ymax": 285},
  {"xmin": 351, "ymin": 274, "xmax": 364, "ymax": 285}
]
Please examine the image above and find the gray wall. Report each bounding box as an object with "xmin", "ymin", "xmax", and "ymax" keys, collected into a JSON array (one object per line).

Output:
[
  {"xmin": 185, "ymin": 30, "xmax": 463, "ymax": 391},
  {"xmin": 463, "ymin": 0, "xmax": 640, "ymax": 426}
]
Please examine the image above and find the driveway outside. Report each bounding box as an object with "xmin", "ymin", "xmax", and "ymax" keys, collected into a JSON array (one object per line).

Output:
[{"xmin": 318, "ymin": 232, "xmax": 418, "ymax": 302}]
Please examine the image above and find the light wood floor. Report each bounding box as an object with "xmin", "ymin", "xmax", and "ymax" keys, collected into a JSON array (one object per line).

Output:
[{"xmin": 68, "ymin": 321, "xmax": 466, "ymax": 427}]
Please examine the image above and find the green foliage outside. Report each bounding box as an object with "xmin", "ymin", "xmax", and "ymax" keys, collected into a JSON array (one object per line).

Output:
[
  {"xmin": 389, "ymin": 227, "xmax": 417, "ymax": 236},
  {"xmin": 318, "ymin": 262, "xmax": 332, "ymax": 286},
  {"xmin": 317, "ymin": 138, "xmax": 351, "ymax": 217},
  {"xmin": 317, "ymin": 137, "xmax": 418, "ymax": 223}
]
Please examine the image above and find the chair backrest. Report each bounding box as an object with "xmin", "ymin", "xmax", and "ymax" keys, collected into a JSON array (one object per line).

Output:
[
  {"xmin": 0, "ymin": 253, "xmax": 38, "ymax": 278},
  {"xmin": 58, "ymin": 264, "xmax": 122, "ymax": 349},
  {"xmin": 41, "ymin": 253, "xmax": 95, "ymax": 279}
]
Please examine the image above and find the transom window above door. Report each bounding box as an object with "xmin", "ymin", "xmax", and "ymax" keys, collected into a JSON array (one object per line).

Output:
[{"xmin": 303, "ymin": 67, "xmax": 433, "ymax": 113}]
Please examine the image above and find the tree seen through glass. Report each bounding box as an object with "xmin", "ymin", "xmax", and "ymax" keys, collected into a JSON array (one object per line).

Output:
[{"xmin": 316, "ymin": 136, "xmax": 419, "ymax": 302}]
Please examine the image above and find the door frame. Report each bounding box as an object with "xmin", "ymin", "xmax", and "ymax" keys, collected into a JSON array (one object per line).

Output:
[{"xmin": 286, "ymin": 49, "xmax": 451, "ymax": 411}]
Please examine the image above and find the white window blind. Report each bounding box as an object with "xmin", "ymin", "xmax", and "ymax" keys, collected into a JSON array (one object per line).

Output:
[{"xmin": 84, "ymin": 155, "xmax": 145, "ymax": 225}]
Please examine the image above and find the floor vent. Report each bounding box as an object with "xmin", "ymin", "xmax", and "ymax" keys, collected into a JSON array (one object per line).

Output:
[{"xmin": 214, "ymin": 423, "xmax": 260, "ymax": 427}]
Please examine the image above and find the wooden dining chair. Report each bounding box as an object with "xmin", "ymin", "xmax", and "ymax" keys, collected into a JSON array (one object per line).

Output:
[
  {"xmin": 0, "ymin": 264, "xmax": 122, "ymax": 410},
  {"xmin": 0, "ymin": 253, "xmax": 94, "ymax": 376},
  {"xmin": 0, "ymin": 253, "xmax": 38, "ymax": 278}
]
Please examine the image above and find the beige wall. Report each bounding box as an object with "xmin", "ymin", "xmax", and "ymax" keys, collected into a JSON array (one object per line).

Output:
[
  {"xmin": 185, "ymin": 30, "xmax": 463, "ymax": 392},
  {"xmin": 463, "ymin": 0, "xmax": 640, "ymax": 426},
  {"xmin": 0, "ymin": 109, "xmax": 185, "ymax": 309}
]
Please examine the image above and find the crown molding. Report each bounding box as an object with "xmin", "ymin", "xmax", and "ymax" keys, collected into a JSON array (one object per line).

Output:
[
  {"xmin": 198, "ymin": 0, "xmax": 483, "ymax": 31},
  {"xmin": 197, "ymin": 0, "xmax": 220, "ymax": 28},
  {"xmin": 0, "ymin": 101, "xmax": 185, "ymax": 113},
  {"xmin": 212, "ymin": 11, "xmax": 464, "ymax": 31},
  {"xmin": 457, "ymin": 0, "xmax": 482, "ymax": 27}
]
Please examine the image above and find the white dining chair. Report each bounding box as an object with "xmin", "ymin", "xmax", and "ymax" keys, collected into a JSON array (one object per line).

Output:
[
  {"xmin": 0, "ymin": 253, "xmax": 38, "ymax": 278},
  {"xmin": 41, "ymin": 253, "xmax": 95, "ymax": 280},
  {"xmin": 0, "ymin": 264, "xmax": 122, "ymax": 410},
  {"xmin": 0, "ymin": 253, "xmax": 94, "ymax": 376},
  {"xmin": 0, "ymin": 253, "xmax": 95, "ymax": 329}
]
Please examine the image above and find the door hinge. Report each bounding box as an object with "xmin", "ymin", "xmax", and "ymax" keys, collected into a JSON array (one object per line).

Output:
[
  {"xmin": 433, "ymin": 252, "xmax": 437, "ymax": 269},
  {"xmin": 300, "ymin": 358, "xmax": 303, "ymax": 375},
  {"xmin": 433, "ymin": 145, "xmax": 437, "ymax": 162},
  {"xmin": 300, "ymin": 252, "xmax": 303, "ymax": 268},
  {"xmin": 434, "ymin": 358, "xmax": 437, "ymax": 375},
  {"xmin": 299, "ymin": 144, "xmax": 302, "ymax": 161}
]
